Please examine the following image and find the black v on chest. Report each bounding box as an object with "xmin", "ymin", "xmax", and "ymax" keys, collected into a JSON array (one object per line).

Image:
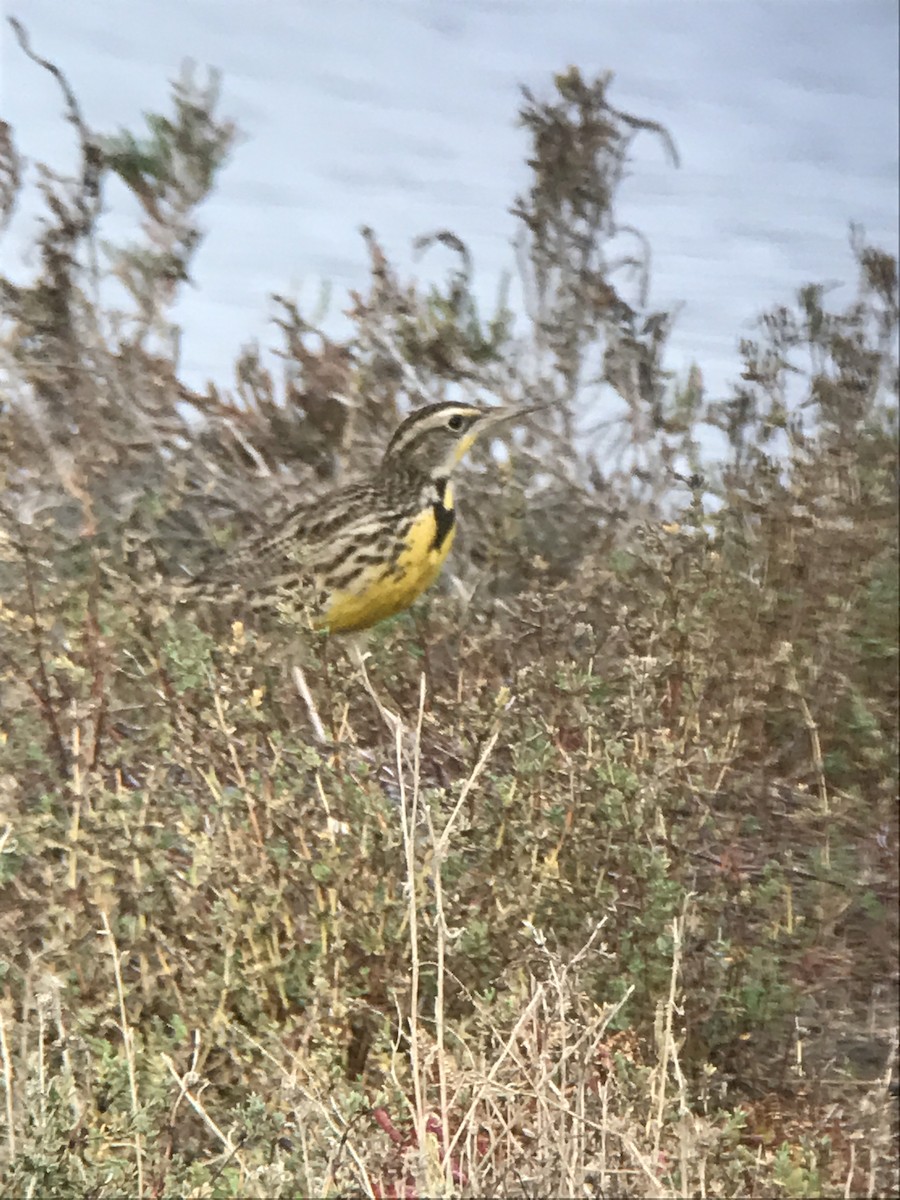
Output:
[{"xmin": 431, "ymin": 476, "xmax": 456, "ymax": 552}]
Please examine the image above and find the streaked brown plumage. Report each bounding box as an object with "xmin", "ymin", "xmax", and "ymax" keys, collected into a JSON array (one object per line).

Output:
[{"xmin": 181, "ymin": 401, "xmax": 521, "ymax": 633}]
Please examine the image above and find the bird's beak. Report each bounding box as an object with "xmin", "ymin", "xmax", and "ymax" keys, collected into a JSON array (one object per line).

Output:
[
  {"xmin": 474, "ymin": 404, "xmax": 536, "ymax": 432},
  {"xmin": 452, "ymin": 405, "xmax": 530, "ymax": 467},
  {"xmin": 482, "ymin": 401, "xmax": 551, "ymax": 428}
]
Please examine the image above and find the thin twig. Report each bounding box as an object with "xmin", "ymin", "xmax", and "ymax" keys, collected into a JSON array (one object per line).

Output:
[
  {"xmin": 7, "ymin": 17, "xmax": 102, "ymax": 237},
  {"xmin": 162, "ymin": 1052, "xmax": 237, "ymax": 1154},
  {"xmin": 0, "ymin": 1006, "xmax": 15, "ymax": 1160},
  {"xmin": 99, "ymin": 910, "xmax": 144, "ymax": 1196},
  {"xmin": 398, "ymin": 674, "xmax": 426, "ymax": 1176}
]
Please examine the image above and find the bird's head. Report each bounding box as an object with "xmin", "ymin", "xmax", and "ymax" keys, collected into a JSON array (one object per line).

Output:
[{"xmin": 381, "ymin": 401, "xmax": 519, "ymax": 479}]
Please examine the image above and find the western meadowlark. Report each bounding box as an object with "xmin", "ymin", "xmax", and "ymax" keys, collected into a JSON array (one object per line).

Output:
[{"xmin": 180, "ymin": 401, "xmax": 523, "ymax": 634}]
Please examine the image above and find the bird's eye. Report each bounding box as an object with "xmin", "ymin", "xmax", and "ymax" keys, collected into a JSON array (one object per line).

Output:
[{"xmin": 447, "ymin": 413, "xmax": 465, "ymax": 431}]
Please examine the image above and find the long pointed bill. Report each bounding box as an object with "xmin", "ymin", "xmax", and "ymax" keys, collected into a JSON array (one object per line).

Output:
[
  {"xmin": 453, "ymin": 405, "xmax": 525, "ymax": 466},
  {"xmin": 478, "ymin": 401, "xmax": 549, "ymax": 431}
]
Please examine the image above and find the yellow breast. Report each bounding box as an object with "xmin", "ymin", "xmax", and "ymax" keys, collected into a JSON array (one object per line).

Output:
[{"xmin": 319, "ymin": 487, "xmax": 457, "ymax": 634}]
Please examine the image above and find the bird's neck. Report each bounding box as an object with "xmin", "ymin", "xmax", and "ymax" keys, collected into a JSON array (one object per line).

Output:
[{"xmin": 379, "ymin": 459, "xmax": 453, "ymax": 512}]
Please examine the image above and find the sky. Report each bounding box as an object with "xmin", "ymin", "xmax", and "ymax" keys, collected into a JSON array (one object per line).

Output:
[{"xmin": 2, "ymin": 0, "xmax": 898, "ymax": 405}]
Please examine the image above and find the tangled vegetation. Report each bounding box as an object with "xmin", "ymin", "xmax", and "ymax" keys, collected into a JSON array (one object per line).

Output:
[{"xmin": 0, "ymin": 25, "xmax": 897, "ymax": 1198}]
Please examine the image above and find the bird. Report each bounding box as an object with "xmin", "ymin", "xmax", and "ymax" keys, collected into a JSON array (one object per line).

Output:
[{"xmin": 178, "ymin": 400, "xmax": 525, "ymax": 635}]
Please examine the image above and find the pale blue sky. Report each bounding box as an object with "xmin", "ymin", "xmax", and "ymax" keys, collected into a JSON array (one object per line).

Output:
[{"xmin": 3, "ymin": 0, "xmax": 898, "ymax": 402}]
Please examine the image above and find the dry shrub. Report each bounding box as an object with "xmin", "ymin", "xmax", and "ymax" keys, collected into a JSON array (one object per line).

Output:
[{"xmin": 1, "ymin": 31, "xmax": 897, "ymax": 1198}]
